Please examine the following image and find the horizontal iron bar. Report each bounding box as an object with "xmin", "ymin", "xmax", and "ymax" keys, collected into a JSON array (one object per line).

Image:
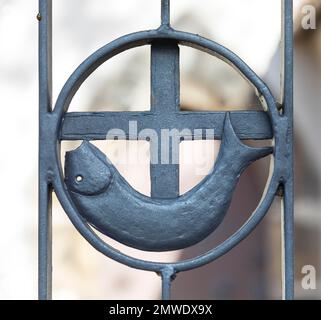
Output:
[{"xmin": 60, "ymin": 110, "xmax": 272, "ymax": 140}]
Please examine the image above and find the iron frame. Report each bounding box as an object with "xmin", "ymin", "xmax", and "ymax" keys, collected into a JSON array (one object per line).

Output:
[{"xmin": 38, "ymin": 0, "xmax": 294, "ymax": 300}]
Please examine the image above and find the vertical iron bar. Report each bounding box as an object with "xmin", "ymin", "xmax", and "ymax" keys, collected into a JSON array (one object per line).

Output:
[
  {"xmin": 38, "ymin": 0, "xmax": 53, "ymax": 300},
  {"xmin": 281, "ymin": 0, "xmax": 294, "ymax": 300},
  {"xmin": 161, "ymin": 0, "xmax": 170, "ymax": 27},
  {"xmin": 161, "ymin": 267, "xmax": 175, "ymax": 300},
  {"xmin": 150, "ymin": 41, "xmax": 180, "ymax": 198}
]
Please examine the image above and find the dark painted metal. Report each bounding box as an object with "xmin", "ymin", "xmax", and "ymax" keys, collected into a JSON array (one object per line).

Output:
[
  {"xmin": 150, "ymin": 41, "xmax": 180, "ymax": 198},
  {"xmin": 64, "ymin": 115, "xmax": 272, "ymax": 251},
  {"xmin": 38, "ymin": 0, "xmax": 294, "ymax": 299},
  {"xmin": 161, "ymin": 266, "xmax": 175, "ymax": 300},
  {"xmin": 281, "ymin": 0, "xmax": 294, "ymax": 300},
  {"xmin": 38, "ymin": 0, "xmax": 52, "ymax": 300},
  {"xmin": 61, "ymin": 110, "xmax": 273, "ymax": 141},
  {"xmin": 52, "ymin": 28, "xmax": 279, "ymax": 275},
  {"xmin": 161, "ymin": 0, "xmax": 170, "ymax": 28}
]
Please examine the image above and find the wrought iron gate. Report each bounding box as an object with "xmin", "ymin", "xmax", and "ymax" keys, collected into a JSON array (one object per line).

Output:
[{"xmin": 38, "ymin": 0, "xmax": 294, "ymax": 300}]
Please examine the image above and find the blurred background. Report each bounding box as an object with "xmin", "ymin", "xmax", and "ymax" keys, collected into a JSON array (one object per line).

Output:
[{"xmin": 0, "ymin": 0, "xmax": 320, "ymax": 299}]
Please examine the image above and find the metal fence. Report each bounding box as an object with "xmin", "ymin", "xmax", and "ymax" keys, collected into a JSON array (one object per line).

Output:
[{"xmin": 38, "ymin": 0, "xmax": 294, "ymax": 300}]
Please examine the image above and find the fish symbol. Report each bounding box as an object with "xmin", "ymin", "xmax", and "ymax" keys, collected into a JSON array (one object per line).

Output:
[{"xmin": 64, "ymin": 114, "xmax": 273, "ymax": 251}]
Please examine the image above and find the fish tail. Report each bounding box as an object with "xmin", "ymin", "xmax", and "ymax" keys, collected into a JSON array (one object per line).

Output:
[{"xmin": 220, "ymin": 113, "xmax": 273, "ymax": 170}]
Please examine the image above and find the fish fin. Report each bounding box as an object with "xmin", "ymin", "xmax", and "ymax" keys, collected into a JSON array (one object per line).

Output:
[
  {"xmin": 220, "ymin": 113, "xmax": 273, "ymax": 169},
  {"xmin": 83, "ymin": 140, "xmax": 109, "ymax": 165}
]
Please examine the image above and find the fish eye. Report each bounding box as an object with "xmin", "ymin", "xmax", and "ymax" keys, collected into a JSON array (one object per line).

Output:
[{"xmin": 75, "ymin": 175, "xmax": 83, "ymax": 183}]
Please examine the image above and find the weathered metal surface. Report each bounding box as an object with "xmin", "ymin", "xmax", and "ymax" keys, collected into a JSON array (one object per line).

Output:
[
  {"xmin": 64, "ymin": 114, "xmax": 272, "ymax": 251},
  {"xmin": 51, "ymin": 28, "xmax": 280, "ymax": 269},
  {"xmin": 150, "ymin": 41, "xmax": 180, "ymax": 198},
  {"xmin": 38, "ymin": 0, "xmax": 52, "ymax": 301},
  {"xmin": 39, "ymin": 0, "xmax": 294, "ymax": 300},
  {"xmin": 61, "ymin": 111, "xmax": 273, "ymax": 141},
  {"xmin": 281, "ymin": 0, "xmax": 294, "ymax": 300}
]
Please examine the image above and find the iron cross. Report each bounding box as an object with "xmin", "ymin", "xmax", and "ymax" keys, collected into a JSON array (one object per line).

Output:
[{"xmin": 60, "ymin": 0, "xmax": 271, "ymax": 199}]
